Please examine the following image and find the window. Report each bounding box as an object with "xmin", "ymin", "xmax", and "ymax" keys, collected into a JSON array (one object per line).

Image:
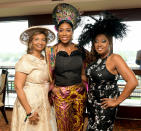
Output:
[
  {"xmin": 113, "ymin": 21, "xmax": 141, "ymax": 68},
  {"xmin": 0, "ymin": 20, "xmax": 28, "ymax": 107},
  {"xmin": 0, "ymin": 20, "xmax": 28, "ymax": 66},
  {"xmin": 113, "ymin": 21, "xmax": 141, "ymax": 107}
]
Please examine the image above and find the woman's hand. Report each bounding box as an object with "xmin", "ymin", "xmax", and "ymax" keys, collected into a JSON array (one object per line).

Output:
[
  {"xmin": 52, "ymin": 87, "xmax": 58, "ymax": 95},
  {"xmin": 49, "ymin": 83, "xmax": 54, "ymax": 91},
  {"xmin": 28, "ymin": 112, "xmax": 39, "ymax": 125},
  {"xmin": 48, "ymin": 85, "xmax": 58, "ymax": 106},
  {"xmin": 101, "ymin": 97, "xmax": 119, "ymax": 109}
]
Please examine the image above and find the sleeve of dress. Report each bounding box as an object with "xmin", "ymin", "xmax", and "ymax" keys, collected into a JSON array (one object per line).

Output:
[{"xmin": 15, "ymin": 55, "xmax": 33, "ymax": 74}]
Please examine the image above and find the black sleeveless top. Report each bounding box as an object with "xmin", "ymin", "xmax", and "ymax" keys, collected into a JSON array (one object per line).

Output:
[
  {"xmin": 55, "ymin": 50, "xmax": 83, "ymax": 86},
  {"xmin": 86, "ymin": 56, "xmax": 120, "ymax": 131},
  {"xmin": 86, "ymin": 56, "xmax": 120, "ymax": 102}
]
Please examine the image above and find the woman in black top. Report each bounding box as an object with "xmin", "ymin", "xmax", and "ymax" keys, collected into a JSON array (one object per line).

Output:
[
  {"xmin": 46, "ymin": 3, "xmax": 87, "ymax": 131},
  {"xmin": 78, "ymin": 12, "xmax": 138, "ymax": 131}
]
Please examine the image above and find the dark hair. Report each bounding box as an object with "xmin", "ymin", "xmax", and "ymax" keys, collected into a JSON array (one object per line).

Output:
[
  {"xmin": 56, "ymin": 20, "xmax": 74, "ymax": 43},
  {"xmin": 27, "ymin": 31, "xmax": 47, "ymax": 54},
  {"xmin": 56, "ymin": 20, "xmax": 74, "ymax": 31},
  {"xmin": 78, "ymin": 12, "xmax": 127, "ymax": 49}
]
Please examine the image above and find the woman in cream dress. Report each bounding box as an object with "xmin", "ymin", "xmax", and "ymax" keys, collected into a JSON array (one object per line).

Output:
[{"xmin": 11, "ymin": 26, "xmax": 57, "ymax": 131}]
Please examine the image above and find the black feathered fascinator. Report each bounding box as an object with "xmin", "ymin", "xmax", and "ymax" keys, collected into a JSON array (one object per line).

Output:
[{"xmin": 78, "ymin": 12, "xmax": 127, "ymax": 48}]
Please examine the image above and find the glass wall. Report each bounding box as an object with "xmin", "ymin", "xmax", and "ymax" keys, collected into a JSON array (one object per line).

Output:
[
  {"xmin": 0, "ymin": 20, "xmax": 28, "ymax": 66},
  {"xmin": 113, "ymin": 21, "xmax": 141, "ymax": 68},
  {"xmin": 0, "ymin": 20, "xmax": 28, "ymax": 107},
  {"xmin": 113, "ymin": 21, "xmax": 141, "ymax": 107}
]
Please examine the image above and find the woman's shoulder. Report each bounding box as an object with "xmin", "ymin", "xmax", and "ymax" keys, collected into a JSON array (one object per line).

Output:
[
  {"xmin": 19, "ymin": 54, "xmax": 29, "ymax": 60},
  {"xmin": 15, "ymin": 54, "xmax": 31, "ymax": 67},
  {"xmin": 109, "ymin": 53, "xmax": 122, "ymax": 60},
  {"xmin": 17, "ymin": 54, "xmax": 34, "ymax": 64},
  {"xmin": 72, "ymin": 43, "xmax": 79, "ymax": 49},
  {"xmin": 15, "ymin": 54, "xmax": 35, "ymax": 73},
  {"xmin": 46, "ymin": 44, "xmax": 59, "ymax": 52},
  {"xmin": 46, "ymin": 46, "xmax": 54, "ymax": 50},
  {"xmin": 109, "ymin": 53, "xmax": 125, "ymax": 65}
]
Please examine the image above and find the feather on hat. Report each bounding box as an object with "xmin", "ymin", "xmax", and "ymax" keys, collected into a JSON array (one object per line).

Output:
[{"xmin": 78, "ymin": 12, "xmax": 127, "ymax": 48}]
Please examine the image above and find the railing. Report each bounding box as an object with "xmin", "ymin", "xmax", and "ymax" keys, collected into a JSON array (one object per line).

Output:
[
  {"xmin": 0, "ymin": 66, "xmax": 15, "ymax": 93},
  {"xmin": 118, "ymin": 68, "xmax": 141, "ymax": 97},
  {"xmin": 0, "ymin": 66, "xmax": 141, "ymax": 107},
  {"xmin": 0, "ymin": 66, "xmax": 16, "ymax": 108},
  {"xmin": 117, "ymin": 68, "xmax": 141, "ymax": 106}
]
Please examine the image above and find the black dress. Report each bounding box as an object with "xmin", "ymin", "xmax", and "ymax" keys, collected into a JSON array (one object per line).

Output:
[{"xmin": 86, "ymin": 56, "xmax": 120, "ymax": 131}]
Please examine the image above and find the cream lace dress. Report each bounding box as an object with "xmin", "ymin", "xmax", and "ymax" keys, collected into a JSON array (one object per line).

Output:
[{"xmin": 11, "ymin": 54, "xmax": 57, "ymax": 131}]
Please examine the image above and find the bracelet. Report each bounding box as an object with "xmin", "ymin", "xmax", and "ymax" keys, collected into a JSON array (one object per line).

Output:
[{"xmin": 24, "ymin": 112, "xmax": 32, "ymax": 122}]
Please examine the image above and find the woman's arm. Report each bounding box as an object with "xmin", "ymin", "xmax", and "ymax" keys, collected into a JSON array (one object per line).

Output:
[
  {"xmin": 81, "ymin": 63, "xmax": 87, "ymax": 82},
  {"xmin": 14, "ymin": 72, "xmax": 31, "ymax": 114},
  {"xmin": 81, "ymin": 62, "xmax": 88, "ymax": 91},
  {"xmin": 15, "ymin": 72, "xmax": 39, "ymax": 124},
  {"xmin": 101, "ymin": 54, "xmax": 138, "ymax": 108},
  {"xmin": 113, "ymin": 54, "xmax": 138, "ymax": 104}
]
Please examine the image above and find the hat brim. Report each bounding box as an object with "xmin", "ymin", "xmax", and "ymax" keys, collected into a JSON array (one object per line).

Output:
[{"xmin": 20, "ymin": 26, "xmax": 55, "ymax": 45}]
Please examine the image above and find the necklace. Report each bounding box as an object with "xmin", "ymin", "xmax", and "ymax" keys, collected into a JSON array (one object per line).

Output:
[{"xmin": 60, "ymin": 43, "xmax": 73, "ymax": 52}]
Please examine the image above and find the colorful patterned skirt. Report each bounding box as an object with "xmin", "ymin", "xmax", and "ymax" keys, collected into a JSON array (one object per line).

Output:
[{"xmin": 54, "ymin": 83, "xmax": 87, "ymax": 131}]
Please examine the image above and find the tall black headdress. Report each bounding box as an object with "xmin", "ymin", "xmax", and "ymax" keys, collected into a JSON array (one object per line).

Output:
[
  {"xmin": 52, "ymin": 3, "xmax": 80, "ymax": 30},
  {"xmin": 78, "ymin": 12, "xmax": 127, "ymax": 48}
]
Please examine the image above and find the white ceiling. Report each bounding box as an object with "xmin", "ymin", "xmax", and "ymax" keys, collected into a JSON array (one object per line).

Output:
[{"xmin": 0, "ymin": 0, "xmax": 141, "ymax": 17}]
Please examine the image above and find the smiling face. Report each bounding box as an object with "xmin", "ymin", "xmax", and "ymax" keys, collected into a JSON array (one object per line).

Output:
[
  {"xmin": 94, "ymin": 34, "xmax": 111, "ymax": 58},
  {"xmin": 58, "ymin": 22, "xmax": 73, "ymax": 45},
  {"xmin": 30, "ymin": 33, "xmax": 47, "ymax": 53}
]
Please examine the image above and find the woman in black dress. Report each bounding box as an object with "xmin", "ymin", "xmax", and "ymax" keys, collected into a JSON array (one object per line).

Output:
[{"xmin": 78, "ymin": 12, "xmax": 138, "ymax": 131}]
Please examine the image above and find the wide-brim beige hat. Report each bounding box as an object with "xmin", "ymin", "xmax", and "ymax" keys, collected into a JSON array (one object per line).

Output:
[{"xmin": 20, "ymin": 26, "xmax": 55, "ymax": 45}]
